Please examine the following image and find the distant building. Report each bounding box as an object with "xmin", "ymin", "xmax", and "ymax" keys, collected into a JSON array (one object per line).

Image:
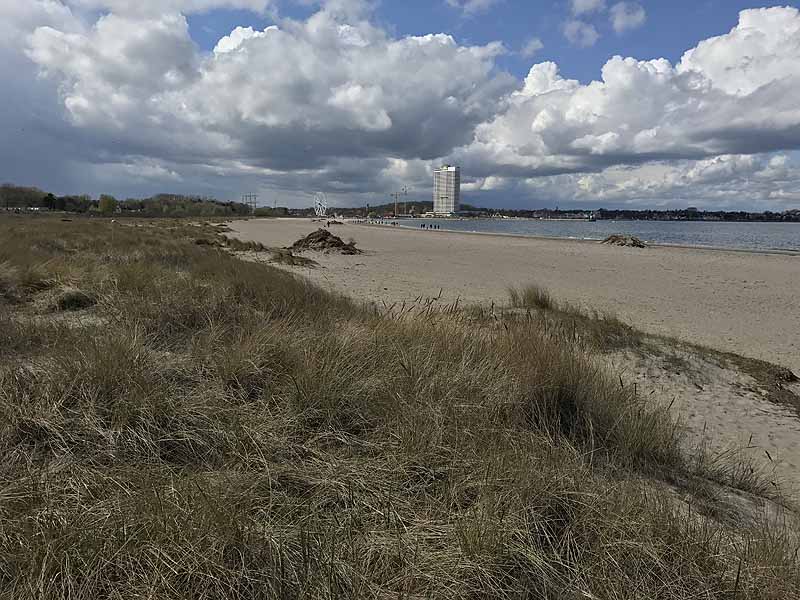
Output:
[{"xmin": 433, "ymin": 165, "xmax": 460, "ymax": 216}]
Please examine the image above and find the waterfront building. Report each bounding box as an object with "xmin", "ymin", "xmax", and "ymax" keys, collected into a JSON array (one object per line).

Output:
[{"xmin": 433, "ymin": 165, "xmax": 460, "ymax": 216}]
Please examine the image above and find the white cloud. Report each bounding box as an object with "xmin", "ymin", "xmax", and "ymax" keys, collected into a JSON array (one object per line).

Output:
[
  {"xmin": 2, "ymin": 2, "xmax": 800, "ymax": 210},
  {"xmin": 570, "ymin": 0, "xmax": 605, "ymax": 16},
  {"xmin": 28, "ymin": 12, "xmax": 201, "ymax": 129},
  {"xmin": 610, "ymin": 2, "xmax": 646, "ymax": 33},
  {"xmin": 24, "ymin": 1, "xmax": 512, "ymax": 186},
  {"xmin": 446, "ymin": 0, "xmax": 503, "ymax": 15},
  {"xmin": 453, "ymin": 6, "xmax": 800, "ymax": 202},
  {"xmin": 563, "ymin": 19, "xmax": 600, "ymax": 47},
  {"xmin": 678, "ymin": 7, "xmax": 800, "ymax": 96},
  {"xmin": 213, "ymin": 25, "xmax": 277, "ymax": 54},
  {"xmin": 520, "ymin": 37, "xmax": 544, "ymax": 58},
  {"xmin": 0, "ymin": 1, "xmax": 83, "ymax": 44},
  {"xmin": 514, "ymin": 153, "xmax": 800, "ymax": 208},
  {"xmin": 64, "ymin": 0, "xmax": 273, "ymax": 16},
  {"xmin": 453, "ymin": 151, "xmax": 800, "ymax": 209}
]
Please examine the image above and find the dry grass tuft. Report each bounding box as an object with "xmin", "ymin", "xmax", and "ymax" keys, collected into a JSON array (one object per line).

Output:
[
  {"xmin": 224, "ymin": 236, "xmax": 270, "ymax": 253},
  {"xmin": 268, "ymin": 248, "xmax": 318, "ymax": 268},
  {"xmin": 0, "ymin": 215, "xmax": 798, "ymax": 599},
  {"xmin": 508, "ymin": 283, "xmax": 554, "ymax": 311},
  {"xmin": 509, "ymin": 284, "xmax": 643, "ymax": 350}
]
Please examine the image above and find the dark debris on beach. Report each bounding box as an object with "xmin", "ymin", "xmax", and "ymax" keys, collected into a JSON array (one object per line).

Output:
[
  {"xmin": 602, "ymin": 234, "xmax": 648, "ymax": 248},
  {"xmin": 290, "ymin": 228, "xmax": 362, "ymax": 254}
]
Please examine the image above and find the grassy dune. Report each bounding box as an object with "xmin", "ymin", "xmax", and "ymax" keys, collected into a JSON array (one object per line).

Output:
[{"xmin": 1, "ymin": 215, "xmax": 798, "ymax": 599}]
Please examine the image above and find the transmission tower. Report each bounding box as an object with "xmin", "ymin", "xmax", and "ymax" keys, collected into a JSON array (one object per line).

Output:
[{"xmin": 242, "ymin": 193, "xmax": 258, "ymax": 214}]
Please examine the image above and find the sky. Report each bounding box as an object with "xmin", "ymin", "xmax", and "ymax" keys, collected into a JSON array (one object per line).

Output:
[{"xmin": 3, "ymin": 0, "xmax": 800, "ymax": 210}]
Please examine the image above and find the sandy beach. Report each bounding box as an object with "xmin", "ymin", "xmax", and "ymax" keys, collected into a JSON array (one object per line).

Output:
[
  {"xmin": 228, "ymin": 218, "xmax": 800, "ymax": 487},
  {"xmin": 230, "ymin": 218, "xmax": 799, "ymax": 375}
]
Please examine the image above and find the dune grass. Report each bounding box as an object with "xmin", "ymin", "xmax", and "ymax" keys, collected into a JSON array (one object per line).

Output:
[
  {"xmin": 0, "ymin": 215, "xmax": 798, "ymax": 598},
  {"xmin": 508, "ymin": 284, "xmax": 555, "ymax": 311},
  {"xmin": 508, "ymin": 284, "xmax": 643, "ymax": 351}
]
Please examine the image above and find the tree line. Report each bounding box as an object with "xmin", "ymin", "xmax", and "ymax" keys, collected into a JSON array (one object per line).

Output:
[{"xmin": 1, "ymin": 185, "xmax": 251, "ymax": 217}]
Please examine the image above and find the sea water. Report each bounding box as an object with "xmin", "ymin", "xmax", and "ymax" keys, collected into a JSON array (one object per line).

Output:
[{"xmin": 403, "ymin": 219, "xmax": 800, "ymax": 252}]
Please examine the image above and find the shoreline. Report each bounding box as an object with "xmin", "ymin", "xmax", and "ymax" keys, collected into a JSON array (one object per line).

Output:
[
  {"xmin": 230, "ymin": 218, "xmax": 800, "ymax": 376},
  {"xmin": 346, "ymin": 220, "xmax": 800, "ymax": 257}
]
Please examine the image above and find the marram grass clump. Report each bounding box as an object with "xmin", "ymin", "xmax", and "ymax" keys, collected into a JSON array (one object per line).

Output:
[
  {"xmin": 509, "ymin": 284, "xmax": 644, "ymax": 350},
  {"xmin": 0, "ymin": 215, "xmax": 798, "ymax": 599}
]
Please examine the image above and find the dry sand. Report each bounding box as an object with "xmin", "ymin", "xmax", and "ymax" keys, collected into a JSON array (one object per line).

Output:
[
  {"xmin": 230, "ymin": 218, "xmax": 799, "ymax": 375},
  {"xmin": 611, "ymin": 344, "xmax": 800, "ymax": 492},
  {"xmin": 230, "ymin": 218, "xmax": 800, "ymax": 488}
]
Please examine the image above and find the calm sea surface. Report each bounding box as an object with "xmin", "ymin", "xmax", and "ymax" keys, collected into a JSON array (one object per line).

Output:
[{"xmin": 400, "ymin": 219, "xmax": 800, "ymax": 252}]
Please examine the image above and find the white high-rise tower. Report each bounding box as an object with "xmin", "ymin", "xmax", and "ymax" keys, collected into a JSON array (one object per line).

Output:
[{"xmin": 433, "ymin": 165, "xmax": 460, "ymax": 216}]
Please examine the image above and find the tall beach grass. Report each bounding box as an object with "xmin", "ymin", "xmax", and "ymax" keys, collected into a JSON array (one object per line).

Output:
[{"xmin": 0, "ymin": 215, "xmax": 797, "ymax": 598}]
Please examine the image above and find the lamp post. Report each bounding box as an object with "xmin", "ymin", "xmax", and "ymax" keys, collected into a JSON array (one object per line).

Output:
[{"xmin": 391, "ymin": 186, "xmax": 409, "ymax": 217}]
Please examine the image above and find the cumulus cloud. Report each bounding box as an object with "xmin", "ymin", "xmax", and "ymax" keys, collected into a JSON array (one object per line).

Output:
[
  {"xmin": 609, "ymin": 2, "xmax": 646, "ymax": 33},
  {"xmin": 514, "ymin": 153, "xmax": 800, "ymax": 209},
  {"xmin": 3, "ymin": 2, "xmax": 800, "ymax": 209},
  {"xmin": 454, "ymin": 6, "xmax": 800, "ymax": 197},
  {"xmin": 22, "ymin": 0, "xmax": 512, "ymax": 196},
  {"xmin": 563, "ymin": 19, "xmax": 600, "ymax": 47},
  {"xmin": 213, "ymin": 25, "xmax": 277, "ymax": 54},
  {"xmin": 0, "ymin": 1, "xmax": 83, "ymax": 44},
  {"xmin": 460, "ymin": 151, "xmax": 800, "ymax": 210}
]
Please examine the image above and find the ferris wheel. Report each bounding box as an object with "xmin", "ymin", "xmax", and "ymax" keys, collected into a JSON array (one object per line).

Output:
[{"xmin": 314, "ymin": 192, "xmax": 328, "ymax": 217}]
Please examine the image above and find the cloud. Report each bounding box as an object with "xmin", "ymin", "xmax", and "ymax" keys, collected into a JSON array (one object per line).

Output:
[
  {"xmin": 3, "ymin": 2, "xmax": 800, "ymax": 210},
  {"xmin": 520, "ymin": 37, "xmax": 544, "ymax": 58},
  {"xmin": 213, "ymin": 25, "xmax": 277, "ymax": 54},
  {"xmin": 21, "ymin": 1, "xmax": 512, "ymax": 197},
  {"xmin": 303, "ymin": 0, "xmax": 375, "ymax": 20},
  {"xmin": 609, "ymin": 2, "xmax": 645, "ymax": 33},
  {"xmin": 88, "ymin": 159, "xmax": 184, "ymax": 186},
  {"xmin": 63, "ymin": 0, "xmax": 273, "ymax": 16},
  {"xmin": 564, "ymin": 0, "xmax": 606, "ymax": 48},
  {"xmin": 563, "ymin": 19, "xmax": 600, "ymax": 47},
  {"xmin": 463, "ymin": 152, "xmax": 800, "ymax": 209},
  {"xmin": 528, "ymin": 153, "xmax": 800, "ymax": 208},
  {"xmin": 570, "ymin": 0, "xmax": 605, "ymax": 16},
  {"xmin": 452, "ymin": 7, "xmax": 800, "ymax": 200},
  {"xmin": 0, "ymin": 1, "xmax": 83, "ymax": 43},
  {"xmin": 446, "ymin": 0, "xmax": 503, "ymax": 15},
  {"xmin": 28, "ymin": 12, "xmax": 202, "ymax": 129}
]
